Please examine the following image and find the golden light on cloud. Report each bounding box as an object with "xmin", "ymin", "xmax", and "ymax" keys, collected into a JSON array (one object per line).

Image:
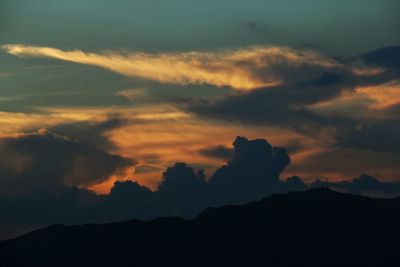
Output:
[
  {"xmin": 115, "ymin": 88, "xmax": 147, "ymax": 100},
  {"xmin": 105, "ymin": 113, "xmax": 311, "ymax": 190},
  {"xmin": 351, "ymin": 67, "xmax": 384, "ymax": 76},
  {"xmin": 0, "ymin": 111, "xmax": 83, "ymax": 136},
  {"xmin": 41, "ymin": 104, "xmax": 190, "ymax": 121},
  {"xmin": 355, "ymin": 81, "xmax": 400, "ymax": 109},
  {"xmin": 88, "ymin": 166, "xmax": 136, "ymax": 195},
  {"xmin": 0, "ymin": 104, "xmax": 191, "ymax": 139},
  {"xmin": 308, "ymin": 80, "xmax": 400, "ymax": 118},
  {"xmin": 3, "ymin": 44, "xmax": 339, "ymax": 91}
]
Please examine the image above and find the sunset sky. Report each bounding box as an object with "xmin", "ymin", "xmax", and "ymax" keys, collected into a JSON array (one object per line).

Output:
[{"xmin": 1, "ymin": 0, "xmax": 400, "ymax": 196}]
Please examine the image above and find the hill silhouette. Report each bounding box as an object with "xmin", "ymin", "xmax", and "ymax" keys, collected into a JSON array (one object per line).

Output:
[{"xmin": 1, "ymin": 188, "xmax": 400, "ymax": 266}]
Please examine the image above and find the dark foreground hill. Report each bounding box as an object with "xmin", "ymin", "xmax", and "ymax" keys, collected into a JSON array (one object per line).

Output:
[{"xmin": 1, "ymin": 188, "xmax": 400, "ymax": 267}]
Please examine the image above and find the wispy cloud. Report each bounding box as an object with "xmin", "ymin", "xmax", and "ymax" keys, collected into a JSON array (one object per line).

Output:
[
  {"xmin": 115, "ymin": 88, "xmax": 148, "ymax": 101},
  {"xmin": 3, "ymin": 44, "xmax": 339, "ymax": 91}
]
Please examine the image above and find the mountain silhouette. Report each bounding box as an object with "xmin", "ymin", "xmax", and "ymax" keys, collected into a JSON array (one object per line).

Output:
[{"xmin": 1, "ymin": 188, "xmax": 400, "ymax": 267}]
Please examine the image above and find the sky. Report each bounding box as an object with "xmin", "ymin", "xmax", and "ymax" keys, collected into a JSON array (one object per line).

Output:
[{"xmin": 0, "ymin": 1, "xmax": 400, "ymax": 202}]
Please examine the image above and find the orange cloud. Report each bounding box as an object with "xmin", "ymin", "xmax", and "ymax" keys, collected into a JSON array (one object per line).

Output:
[
  {"xmin": 105, "ymin": 113, "xmax": 312, "ymax": 190},
  {"xmin": 0, "ymin": 105, "xmax": 349, "ymax": 194},
  {"xmin": 355, "ymin": 81, "xmax": 400, "ymax": 109},
  {"xmin": 308, "ymin": 81, "xmax": 400, "ymax": 118},
  {"xmin": 3, "ymin": 44, "xmax": 338, "ymax": 91}
]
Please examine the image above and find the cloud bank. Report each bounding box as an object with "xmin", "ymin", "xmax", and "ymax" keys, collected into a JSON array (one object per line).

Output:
[
  {"xmin": 2, "ymin": 135, "xmax": 399, "ymax": 241},
  {"xmin": 0, "ymin": 129, "xmax": 134, "ymax": 197}
]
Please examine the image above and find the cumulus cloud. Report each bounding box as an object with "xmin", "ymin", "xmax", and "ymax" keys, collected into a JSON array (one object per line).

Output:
[
  {"xmin": 3, "ymin": 44, "xmax": 339, "ymax": 90},
  {"xmin": 107, "ymin": 135, "xmax": 291, "ymax": 219},
  {"xmin": 209, "ymin": 136, "xmax": 291, "ymax": 204},
  {"xmin": 108, "ymin": 180, "xmax": 152, "ymax": 203}
]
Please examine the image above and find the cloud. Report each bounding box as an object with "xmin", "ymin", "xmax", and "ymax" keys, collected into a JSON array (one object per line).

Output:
[
  {"xmin": 187, "ymin": 79, "xmax": 356, "ymax": 135},
  {"xmin": 361, "ymin": 45, "xmax": 400, "ymax": 71},
  {"xmin": 3, "ymin": 44, "xmax": 339, "ymax": 91},
  {"xmin": 158, "ymin": 162, "xmax": 207, "ymax": 195},
  {"xmin": 103, "ymin": 137, "xmax": 295, "ymax": 214},
  {"xmin": 336, "ymin": 119, "xmax": 400, "ymax": 155},
  {"xmin": 312, "ymin": 174, "xmax": 400, "ymax": 198},
  {"xmin": 182, "ymin": 45, "xmax": 400, "ymax": 167},
  {"xmin": 155, "ymin": 162, "xmax": 209, "ymax": 215},
  {"xmin": 0, "ymin": 129, "xmax": 134, "ymax": 197},
  {"xmin": 3, "ymin": 44, "xmax": 398, "ymax": 193},
  {"xmin": 108, "ymin": 180, "xmax": 152, "ymax": 203},
  {"xmin": 209, "ymin": 136, "xmax": 291, "ymax": 204},
  {"xmin": 355, "ymin": 81, "xmax": 400, "ymax": 110},
  {"xmin": 49, "ymin": 115, "xmax": 128, "ymax": 150},
  {"xmin": 115, "ymin": 88, "xmax": 148, "ymax": 101},
  {"xmin": 286, "ymin": 146, "xmax": 400, "ymax": 182},
  {"xmin": 198, "ymin": 145, "xmax": 234, "ymax": 160}
]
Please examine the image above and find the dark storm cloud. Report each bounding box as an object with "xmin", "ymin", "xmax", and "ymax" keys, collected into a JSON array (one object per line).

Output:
[
  {"xmin": 209, "ymin": 136, "xmax": 291, "ymax": 204},
  {"xmin": 49, "ymin": 115, "xmax": 128, "ymax": 150},
  {"xmin": 353, "ymin": 45, "xmax": 400, "ymax": 86},
  {"xmin": 336, "ymin": 120, "xmax": 400, "ymax": 155},
  {"xmin": 188, "ymin": 81, "xmax": 356, "ymax": 135},
  {"xmin": 0, "ymin": 130, "xmax": 133, "ymax": 197},
  {"xmin": 362, "ymin": 45, "xmax": 400, "ymax": 70},
  {"xmin": 108, "ymin": 181, "xmax": 152, "ymax": 203}
]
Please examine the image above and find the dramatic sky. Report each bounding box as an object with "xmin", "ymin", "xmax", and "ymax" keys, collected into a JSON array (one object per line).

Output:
[{"xmin": 1, "ymin": 0, "xmax": 400, "ymax": 197}]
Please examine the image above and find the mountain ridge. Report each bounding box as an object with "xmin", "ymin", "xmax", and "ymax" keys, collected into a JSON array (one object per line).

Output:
[{"xmin": 2, "ymin": 188, "xmax": 400, "ymax": 267}]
